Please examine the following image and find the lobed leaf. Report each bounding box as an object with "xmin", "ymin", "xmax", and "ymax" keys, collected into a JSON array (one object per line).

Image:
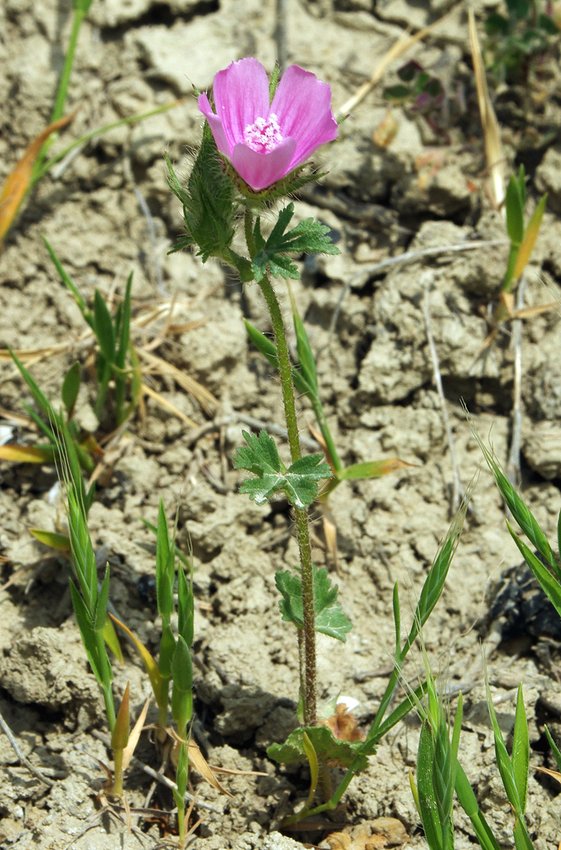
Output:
[
  {"xmin": 234, "ymin": 429, "xmax": 331, "ymax": 508},
  {"xmin": 268, "ymin": 725, "xmax": 367, "ymax": 770},
  {"xmin": 252, "ymin": 202, "xmax": 339, "ymax": 283},
  {"xmin": 275, "ymin": 565, "xmax": 352, "ymax": 641}
]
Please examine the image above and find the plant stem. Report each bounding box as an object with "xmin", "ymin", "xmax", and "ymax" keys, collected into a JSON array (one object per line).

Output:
[{"xmin": 256, "ymin": 274, "xmax": 317, "ymax": 725}]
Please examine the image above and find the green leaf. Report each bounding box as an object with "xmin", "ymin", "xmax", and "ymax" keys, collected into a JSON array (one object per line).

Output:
[
  {"xmin": 406, "ymin": 493, "xmax": 468, "ymax": 651},
  {"xmin": 477, "ymin": 439, "xmax": 556, "ymax": 568},
  {"xmin": 234, "ymin": 430, "xmax": 331, "ymax": 508},
  {"xmin": 10, "ymin": 350, "xmax": 58, "ymax": 441},
  {"xmin": 244, "ymin": 320, "xmax": 315, "ymax": 398},
  {"xmin": 29, "ymin": 528, "xmax": 70, "ymax": 551},
  {"xmin": 43, "ymin": 237, "xmax": 90, "ymax": 322},
  {"xmin": 417, "ymin": 721, "xmax": 444, "ymax": 850},
  {"xmin": 171, "ymin": 634, "xmax": 193, "ymax": 733},
  {"xmin": 156, "ymin": 501, "xmax": 175, "ymax": 622},
  {"xmin": 62, "ymin": 362, "xmax": 81, "ymax": 417},
  {"xmin": 392, "ymin": 582, "xmax": 401, "ymax": 654},
  {"xmin": 275, "ymin": 565, "xmax": 352, "ymax": 641},
  {"xmin": 505, "ymin": 169, "xmax": 525, "ymax": 246},
  {"xmin": 511, "ymin": 686, "xmax": 529, "ymax": 812},
  {"xmin": 455, "ymin": 763, "xmax": 502, "ymax": 850},
  {"xmin": 338, "ymin": 458, "xmax": 408, "ymax": 481},
  {"xmin": 94, "ymin": 566, "xmax": 111, "ymax": 632},
  {"xmin": 93, "ymin": 290, "xmax": 116, "ymax": 365},
  {"xmin": 545, "ymin": 726, "xmax": 561, "ymax": 772},
  {"xmin": 177, "ymin": 565, "xmax": 194, "ymax": 647},
  {"xmin": 251, "ymin": 202, "xmax": 339, "ymax": 283},
  {"xmin": 508, "ymin": 528, "xmax": 561, "ymax": 616},
  {"xmin": 267, "ymin": 725, "xmax": 367, "ymax": 770},
  {"xmin": 513, "ymin": 818, "xmax": 535, "ymax": 850},
  {"xmin": 383, "ymin": 84, "xmax": 413, "ymax": 101},
  {"xmin": 290, "ymin": 293, "xmax": 318, "ymax": 395},
  {"xmin": 486, "ymin": 682, "xmax": 523, "ymax": 814}
]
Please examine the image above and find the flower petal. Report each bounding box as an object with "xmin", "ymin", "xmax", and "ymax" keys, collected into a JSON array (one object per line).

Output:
[
  {"xmin": 198, "ymin": 92, "xmax": 232, "ymax": 157},
  {"xmin": 213, "ymin": 58, "xmax": 271, "ymax": 150},
  {"xmin": 272, "ymin": 65, "xmax": 338, "ymax": 166},
  {"xmin": 232, "ymin": 137, "xmax": 297, "ymax": 192}
]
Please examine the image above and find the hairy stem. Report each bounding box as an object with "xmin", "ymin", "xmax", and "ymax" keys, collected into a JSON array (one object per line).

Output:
[{"xmin": 257, "ymin": 274, "xmax": 317, "ymax": 725}]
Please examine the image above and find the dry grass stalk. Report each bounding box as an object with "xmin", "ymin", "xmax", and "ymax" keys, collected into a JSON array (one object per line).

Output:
[
  {"xmin": 468, "ymin": 8, "xmax": 505, "ymax": 210},
  {"xmin": 336, "ymin": 11, "xmax": 454, "ymax": 122}
]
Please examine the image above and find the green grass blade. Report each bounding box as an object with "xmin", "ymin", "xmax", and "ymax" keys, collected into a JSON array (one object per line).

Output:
[
  {"xmin": 455, "ymin": 763, "xmax": 501, "ymax": 850},
  {"xmin": 544, "ymin": 726, "xmax": 561, "ymax": 771},
  {"xmin": 93, "ymin": 290, "xmax": 116, "ymax": 365},
  {"xmin": 486, "ymin": 683, "xmax": 522, "ymax": 813},
  {"xmin": 513, "ymin": 818, "xmax": 534, "ymax": 850},
  {"xmin": 10, "ymin": 351, "xmax": 58, "ymax": 439},
  {"xmin": 43, "ymin": 237, "xmax": 90, "ymax": 321},
  {"xmin": 511, "ymin": 686, "xmax": 529, "ymax": 812},
  {"xmin": 478, "ymin": 440, "xmax": 555, "ymax": 568},
  {"xmin": 61, "ymin": 362, "xmax": 81, "ymax": 417},
  {"xmin": 405, "ymin": 493, "xmax": 468, "ymax": 652},
  {"xmin": 417, "ymin": 721, "xmax": 444, "ymax": 850},
  {"xmin": 94, "ymin": 566, "xmax": 111, "ymax": 632},
  {"xmin": 508, "ymin": 527, "xmax": 561, "ymax": 615},
  {"xmin": 155, "ymin": 501, "xmax": 174, "ymax": 623},
  {"xmin": 289, "ymin": 291, "xmax": 318, "ymax": 395},
  {"xmin": 244, "ymin": 319, "xmax": 314, "ymax": 398},
  {"xmin": 177, "ymin": 565, "xmax": 194, "ymax": 647},
  {"xmin": 392, "ymin": 582, "xmax": 401, "ymax": 655},
  {"xmin": 362, "ymin": 682, "xmax": 427, "ymax": 752}
]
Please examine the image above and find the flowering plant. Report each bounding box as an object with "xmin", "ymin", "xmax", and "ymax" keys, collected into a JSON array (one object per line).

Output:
[
  {"xmin": 166, "ymin": 57, "xmax": 456, "ymax": 823},
  {"xmin": 198, "ymin": 57, "xmax": 338, "ymax": 191}
]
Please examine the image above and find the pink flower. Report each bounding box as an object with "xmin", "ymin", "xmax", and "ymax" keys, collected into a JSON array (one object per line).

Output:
[{"xmin": 198, "ymin": 58, "xmax": 338, "ymax": 192}]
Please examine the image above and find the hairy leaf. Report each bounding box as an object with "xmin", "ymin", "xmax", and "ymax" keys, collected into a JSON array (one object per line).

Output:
[
  {"xmin": 252, "ymin": 202, "xmax": 339, "ymax": 283},
  {"xmin": 275, "ymin": 565, "xmax": 352, "ymax": 641},
  {"xmin": 234, "ymin": 430, "xmax": 331, "ymax": 507},
  {"xmin": 268, "ymin": 725, "xmax": 367, "ymax": 770}
]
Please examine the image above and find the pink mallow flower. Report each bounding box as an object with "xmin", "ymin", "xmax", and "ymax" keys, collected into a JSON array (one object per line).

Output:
[{"xmin": 198, "ymin": 57, "xmax": 338, "ymax": 192}]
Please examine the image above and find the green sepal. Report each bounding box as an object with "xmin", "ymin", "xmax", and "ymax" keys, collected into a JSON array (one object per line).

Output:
[
  {"xmin": 275, "ymin": 565, "xmax": 352, "ymax": 641},
  {"xmin": 165, "ymin": 123, "xmax": 236, "ymax": 262}
]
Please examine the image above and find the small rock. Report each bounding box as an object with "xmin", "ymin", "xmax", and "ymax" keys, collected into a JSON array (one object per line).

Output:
[
  {"xmin": 536, "ymin": 147, "xmax": 561, "ymax": 214},
  {"xmin": 523, "ymin": 421, "xmax": 561, "ymax": 479}
]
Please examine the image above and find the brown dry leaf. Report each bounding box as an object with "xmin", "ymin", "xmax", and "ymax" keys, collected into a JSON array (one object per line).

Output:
[
  {"xmin": 0, "ymin": 113, "xmax": 75, "ymax": 245},
  {"xmin": 186, "ymin": 740, "xmax": 233, "ymax": 798},
  {"xmin": 537, "ymin": 765, "xmax": 561, "ymax": 785},
  {"xmin": 468, "ymin": 8, "xmax": 505, "ymax": 209},
  {"xmin": 122, "ymin": 698, "xmax": 150, "ymax": 772},
  {"xmin": 139, "ymin": 348, "xmax": 217, "ymax": 415}
]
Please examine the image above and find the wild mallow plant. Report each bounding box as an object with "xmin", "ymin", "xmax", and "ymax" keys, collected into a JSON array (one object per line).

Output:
[{"xmin": 168, "ymin": 57, "xmax": 462, "ymax": 819}]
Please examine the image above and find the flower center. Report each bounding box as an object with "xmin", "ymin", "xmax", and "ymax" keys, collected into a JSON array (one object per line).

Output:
[{"xmin": 243, "ymin": 113, "xmax": 284, "ymax": 153}]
